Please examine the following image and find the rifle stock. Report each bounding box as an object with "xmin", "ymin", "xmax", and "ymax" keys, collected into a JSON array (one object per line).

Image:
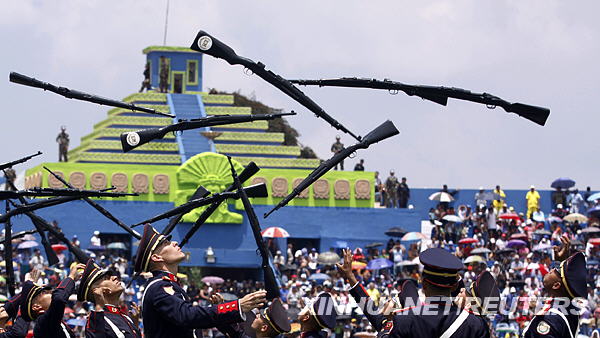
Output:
[
  {"xmin": 191, "ymin": 31, "xmax": 249, "ymax": 66},
  {"xmin": 506, "ymin": 103, "xmax": 549, "ymax": 126},
  {"xmin": 360, "ymin": 120, "xmax": 401, "ymax": 145},
  {"xmin": 120, "ymin": 128, "xmax": 170, "ymax": 153}
]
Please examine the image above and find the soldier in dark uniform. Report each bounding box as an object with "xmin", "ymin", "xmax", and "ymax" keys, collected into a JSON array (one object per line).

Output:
[
  {"xmin": 398, "ymin": 177, "xmax": 410, "ymax": 208},
  {"xmin": 78, "ymin": 259, "xmax": 141, "ymax": 337},
  {"xmin": 378, "ymin": 248, "xmax": 490, "ymax": 338},
  {"xmin": 297, "ymin": 293, "xmax": 337, "ymax": 338},
  {"xmin": 331, "ymin": 136, "xmax": 344, "ymax": 170},
  {"xmin": 56, "ymin": 126, "xmax": 69, "ymax": 162},
  {"xmin": 0, "ymin": 292, "xmax": 31, "ymax": 337},
  {"xmin": 522, "ymin": 237, "xmax": 587, "ymax": 338},
  {"xmin": 385, "ymin": 171, "xmax": 399, "ymax": 208},
  {"xmin": 134, "ymin": 224, "xmax": 266, "ymax": 338},
  {"xmin": 215, "ymin": 298, "xmax": 291, "ymax": 338},
  {"xmin": 20, "ymin": 263, "xmax": 86, "ymax": 338},
  {"xmin": 354, "ymin": 159, "xmax": 365, "ymax": 171},
  {"xmin": 139, "ymin": 61, "xmax": 151, "ymax": 93},
  {"xmin": 159, "ymin": 56, "xmax": 169, "ymax": 93},
  {"xmin": 3, "ymin": 167, "xmax": 16, "ymax": 191}
]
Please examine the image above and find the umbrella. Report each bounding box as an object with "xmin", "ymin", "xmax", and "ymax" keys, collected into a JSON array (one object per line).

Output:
[
  {"xmin": 581, "ymin": 226, "xmax": 600, "ymax": 234},
  {"xmin": 308, "ymin": 273, "xmax": 331, "ymax": 282},
  {"xmin": 17, "ymin": 240, "xmax": 38, "ymax": 249},
  {"xmin": 354, "ymin": 332, "xmax": 377, "ymax": 338},
  {"xmin": 317, "ymin": 252, "xmax": 341, "ymax": 265},
  {"xmin": 506, "ymin": 239, "xmax": 527, "ymax": 248},
  {"xmin": 395, "ymin": 260, "xmax": 419, "ymax": 267},
  {"xmin": 589, "ymin": 238, "xmax": 600, "ymax": 246},
  {"xmin": 261, "ymin": 226, "xmax": 290, "ymax": 238},
  {"xmin": 510, "ymin": 233, "xmax": 528, "ymax": 240},
  {"xmin": 201, "ymin": 276, "xmax": 224, "ymax": 284},
  {"xmin": 499, "ymin": 214, "xmax": 520, "ymax": 221},
  {"xmin": 532, "ymin": 213, "xmax": 545, "ymax": 222},
  {"xmin": 533, "ymin": 229, "xmax": 552, "ymax": 236},
  {"xmin": 365, "ymin": 242, "xmax": 384, "ymax": 249},
  {"xmin": 51, "ymin": 244, "xmax": 67, "ymax": 253},
  {"xmin": 533, "ymin": 243, "xmax": 552, "ymax": 251},
  {"xmin": 401, "ymin": 232, "xmax": 428, "ymax": 241},
  {"xmin": 551, "ymin": 177, "xmax": 575, "ymax": 189},
  {"xmin": 471, "ymin": 248, "xmax": 491, "ymax": 254},
  {"xmin": 496, "ymin": 248, "xmax": 516, "ymax": 255},
  {"xmin": 463, "ymin": 255, "xmax": 485, "ymax": 264},
  {"xmin": 366, "ymin": 258, "xmax": 393, "ymax": 270},
  {"xmin": 88, "ymin": 245, "xmax": 105, "ymax": 251},
  {"xmin": 547, "ymin": 216, "xmax": 563, "ymax": 223},
  {"xmin": 526, "ymin": 263, "xmax": 540, "ymax": 270},
  {"xmin": 219, "ymin": 292, "xmax": 238, "ymax": 301},
  {"xmin": 384, "ymin": 227, "xmax": 407, "ymax": 237},
  {"xmin": 332, "ymin": 240, "xmax": 348, "ymax": 249},
  {"xmin": 0, "ymin": 295, "xmax": 7, "ymax": 302},
  {"xmin": 458, "ymin": 238, "xmax": 478, "ymax": 245},
  {"xmin": 570, "ymin": 239, "xmax": 584, "ymax": 246},
  {"xmin": 428, "ymin": 192, "xmax": 454, "ymax": 202},
  {"xmin": 587, "ymin": 206, "xmax": 600, "ymax": 217},
  {"xmin": 66, "ymin": 318, "xmax": 87, "ymax": 327},
  {"xmin": 442, "ymin": 215, "xmax": 462, "ymax": 223},
  {"xmin": 586, "ymin": 260, "xmax": 599, "ymax": 266},
  {"xmin": 352, "ymin": 261, "xmax": 367, "ymax": 270},
  {"xmin": 106, "ymin": 242, "xmax": 127, "ymax": 250},
  {"xmin": 587, "ymin": 192, "xmax": 600, "ymax": 202},
  {"xmin": 563, "ymin": 213, "xmax": 588, "ymax": 223}
]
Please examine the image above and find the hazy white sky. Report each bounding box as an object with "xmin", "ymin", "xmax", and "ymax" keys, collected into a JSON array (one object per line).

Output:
[{"xmin": 1, "ymin": 1, "xmax": 598, "ymax": 189}]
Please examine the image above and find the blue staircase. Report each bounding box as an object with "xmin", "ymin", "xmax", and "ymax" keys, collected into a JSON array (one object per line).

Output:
[{"xmin": 168, "ymin": 94, "xmax": 213, "ymax": 161}]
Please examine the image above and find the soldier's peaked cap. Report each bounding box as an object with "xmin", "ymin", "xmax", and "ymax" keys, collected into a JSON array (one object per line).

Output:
[
  {"xmin": 420, "ymin": 248, "xmax": 463, "ymax": 288},
  {"xmin": 77, "ymin": 259, "xmax": 110, "ymax": 302},
  {"xmin": 19, "ymin": 281, "xmax": 51, "ymax": 321},
  {"xmin": 468, "ymin": 271, "xmax": 500, "ymax": 314},
  {"xmin": 262, "ymin": 298, "xmax": 291, "ymax": 334},
  {"xmin": 309, "ymin": 293, "xmax": 337, "ymax": 330},
  {"xmin": 559, "ymin": 251, "xmax": 587, "ymax": 299},
  {"xmin": 134, "ymin": 224, "xmax": 171, "ymax": 273},
  {"xmin": 398, "ymin": 280, "xmax": 419, "ymax": 308}
]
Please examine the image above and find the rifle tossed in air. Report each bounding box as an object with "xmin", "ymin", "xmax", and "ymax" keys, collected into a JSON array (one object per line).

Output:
[
  {"xmin": 120, "ymin": 111, "xmax": 296, "ymax": 152},
  {"xmin": 227, "ymin": 156, "xmax": 280, "ymax": 299},
  {"xmin": 44, "ymin": 166, "xmax": 142, "ymax": 239},
  {"xmin": 0, "ymin": 189, "xmax": 137, "ymax": 223},
  {"xmin": 178, "ymin": 162, "xmax": 260, "ymax": 247},
  {"xmin": 0, "ymin": 151, "xmax": 42, "ymax": 171},
  {"xmin": 290, "ymin": 77, "xmax": 550, "ymax": 126},
  {"xmin": 265, "ymin": 120, "xmax": 399, "ymax": 218},
  {"xmin": 190, "ymin": 31, "xmax": 361, "ymax": 141},
  {"xmin": 0, "ymin": 187, "xmax": 138, "ymax": 200},
  {"xmin": 9, "ymin": 72, "xmax": 174, "ymax": 118},
  {"xmin": 160, "ymin": 186, "xmax": 211, "ymax": 236},
  {"xmin": 132, "ymin": 183, "xmax": 268, "ymax": 227}
]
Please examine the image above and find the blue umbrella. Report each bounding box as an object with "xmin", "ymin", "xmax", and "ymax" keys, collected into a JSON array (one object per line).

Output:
[
  {"xmin": 587, "ymin": 192, "xmax": 600, "ymax": 202},
  {"xmin": 308, "ymin": 273, "xmax": 331, "ymax": 282},
  {"xmin": 17, "ymin": 240, "xmax": 38, "ymax": 249},
  {"xmin": 67, "ymin": 318, "xmax": 87, "ymax": 327},
  {"xmin": 332, "ymin": 241, "xmax": 348, "ymax": 249},
  {"xmin": 551, "ymin": 177, "xmax": 575, "ymax": 189},
  {"xmin": 588, "ymin": 206, "xmax": 600, "ymax": 217},
  {"xmin": 367, "ymin": 258, "xmax": 394, "ymax": 270}
]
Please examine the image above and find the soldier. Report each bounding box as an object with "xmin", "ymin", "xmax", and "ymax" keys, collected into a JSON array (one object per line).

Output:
[
  {"xmin": 56, "ymin": 126, "xmax": 69, "ymax": 162},
  {"xmin": 0, "ymin": 292, "xmax": 30, "ymax": 337},
  {"xmin": 78, "ymin": 259, "xmax": 141, "ymax": 337},
  {"xmin": 385, "ymin": 171, "xmax": 399, "ymax": 208},
  {"xmin": 330, "ymin": 136, "xmax": 344, "ymax": 170},
  {"xmin": 139, "ymin": 61, "xmax": 151, "ymax": 93},
  {"xmin": 215, "ymin": 298, "xmax": 291, "ymax": 338},
  {"xmin": 3, "ymin": 167, "xmax": 16, "ymax": 191},
  {"xmin": 378, "ymin": 248, "xmax": 490, "ymax": 337},
  {"xmin": 398, "ymin": 177, "xmax": 410, "ymax": 208},
  {"xmin": 297, "ymin": 293, "xmax": 337, "ymax": 338},
  {"xmin": 522, "ymin": 237, "xmax": 587, "ymax": 338},
  {"xmin": 134, "ymin": 224, "xmax": 266, "ymax": 338},
  {"xmin": 354, "ymin": 159, "xmax": 365, "ymax": 171},
  {"xmin": 159, "ymin": 56, "xmax": 169, "ymax": 93},
  {"xmin": 20, "ymin": 263, "xmax": 86, "ymax": 338}
]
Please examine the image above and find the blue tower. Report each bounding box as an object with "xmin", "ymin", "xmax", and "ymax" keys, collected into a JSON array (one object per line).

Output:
[{"xmin": 143, "ymin": 46, "xmax": 203, "ymax": 93}]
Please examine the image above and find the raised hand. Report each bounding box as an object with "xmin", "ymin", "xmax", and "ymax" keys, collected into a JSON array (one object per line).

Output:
[
  {"xmin": 239, "ymin": 290, "xmax": 267, "ymax": 312},
  {"xmin": 210, "ymin": 293, "xmax": 224, "ymax": 305},
  {"xmin": 69, "ymin": 263, "xmax": 86, "ymax": 280},
  {"xmin": 130, "ymin": 302, "xmax": 141, "ymax": 325},
  {"xmin": 27, "ymin": 268, "xmax": 42, "ymax": 283},
  {"xmin": 335, "ymin": 249, "xmax": 358, "ymax": 285},
  {"xmin": 553, "ymin": 236, "xmax": 571, "ymax": 262}
]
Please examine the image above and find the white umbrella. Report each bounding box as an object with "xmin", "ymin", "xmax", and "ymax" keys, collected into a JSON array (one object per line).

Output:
[
  {"xmin": 429, "ymin": 192, "xmax": 454, "ymax": 202},
  {"xmin": 442, "ymin": 215, "xmax": 462, "ymax": 223}
]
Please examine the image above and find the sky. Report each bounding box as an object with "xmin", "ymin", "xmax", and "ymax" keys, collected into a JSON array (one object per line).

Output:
[{"xmin": 1, "ymin": 1, "xmax": 598, "ymax": 190}]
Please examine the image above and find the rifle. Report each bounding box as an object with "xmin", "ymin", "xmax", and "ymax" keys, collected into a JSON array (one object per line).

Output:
[
  {"xmin": 0, "ymin": 187, "xmax": 138, "ymax": 200},
  {"xmin": 132, "ymin": 183, "xmax": 268, "ymax": 227},
  {"xmin": 265, "ymin": 120, "xmax": 399, "ymax": 217},
  {"xmin": 3, "ymin": 201, "xmax": 16, "ymax": 296},
  {"xmin": 5, "ymin": 199, "xmax": 89, "ymax": 262},
  {"xmin": 190, "ymin": 31, "xmax": 361, "ymax": 141},
  {"xmin": 43, "ymin": 166, "xmax": 142, "ymax": 239},
  {"xmin": 0, "ymin": 188, "xmax": 136, "ymax": 223},
  {"xmin": 120, "ymin": 111, "xmax": 296, "ymax": 152},
  {"xmin": 3, "ymin": 174, "xmax": 59, "ymax": 266},
  {"xmin": 290, "ymin": 77, "xmax": 550, "ymax": 126},
  {"xmin": 9, "ymin": 72, "xmax": 174, "ymax": 118},
  {"xmin": 227, "ymin": 156, "xmax": 279, "ymax": 299},
  {"xmin": 161, "ymin": 186, "xmax": 211, "ymax": 236},
  {"xmin": 0, "ymin": 151, "xmax": 42, "ymax": 171},
  {"xmin": 179, "ymin": 162, "xmax": 260, "ymax": 247}
]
